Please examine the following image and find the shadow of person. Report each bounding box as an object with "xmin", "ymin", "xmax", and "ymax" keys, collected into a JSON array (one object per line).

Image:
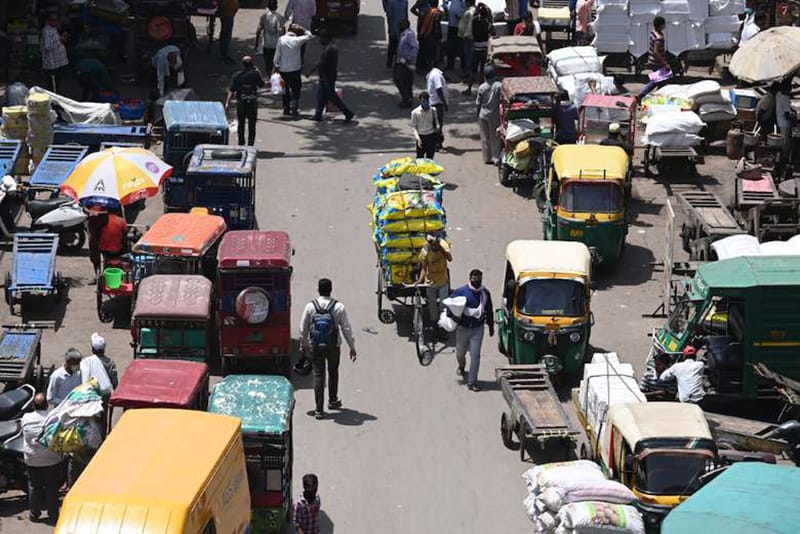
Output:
[
  {"xmin": 329, "ymin": 407, "xmax": 377, "ymax": 426},
  {"xmin": 319, "ymin": 509, "xmax": 335, "ymax": 533}
]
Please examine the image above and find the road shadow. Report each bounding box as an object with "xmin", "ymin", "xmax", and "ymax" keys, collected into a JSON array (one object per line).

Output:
[
  {"xmin": 319, "ymin": 510, "xmax": 335, "ymax": 533},
  {"xmin": 0, "ymin": 491, "xmax": 28, "ymax": 518},
  {"xmin": 593, "ymin": 243, "xmax": 656, "ymax": 289},
  {"xmin": 17, "ymin": 281, "xmax": 70, "ymax": 331},
  {"xmin": 328, "ymin": 407, "xmax": 377, "ymax": 426}
]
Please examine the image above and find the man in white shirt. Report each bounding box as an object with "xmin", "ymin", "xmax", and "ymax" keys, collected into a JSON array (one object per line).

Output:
[
  {"xmin": 274, "ymin": 24, "xmax": 315, "ymax": 117},
  {"xmin": 151, "ymin": 45, "xmax": 185, "ymax": 97},
  {"xmin": 284, "ymin": 0, "xmax": 316, "ymax": 62},
  {"xmin": 255, "ymin": 0, "xmax": 285, "ymax": 72},
  {"xmin": 426, "ymin": 66, "xmax": 449, "ymax": 148},
  {"xmin": 411, "ymin": 91, "xmax": 440, "ymax": 158},
  {"xmin": 41, "ymin": 13, "xmax": 69, "ymax": 93},
  {"xmin": 22, "ymin": 394, "xmax": 64, "ymax": 524},
  {"xmin": 299, "ymin": 278, "xmax": 357, "ymax": 419},
  {"xmin": 46, "ymin": 349, "xmax": 82, "ymax": 408},
  {"xmin": 659, "ymin": 346, "xmax": 706, "ymax": 404},
  {"xmin": 80, "ymin": 345, "xmax": 113, "ymax": 397}
]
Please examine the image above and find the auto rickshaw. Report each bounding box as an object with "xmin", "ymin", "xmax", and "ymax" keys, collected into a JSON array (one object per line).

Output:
[
  {"xmin": 131, "ymin": 274, "xmax": 214, "ymax": 362},
  {"xmin": 131, "ymin": 210, "xmax": 227, "ymax": 284},
  {"xmin": 488, "ymin": 36, "xmax": 544, "ymax": 79},
  {"xmin": 107, "ymin": 359, "xmax": 209, "ymax": 432},
  {"xmin": 209, "ymin": 375, "xmax": 294, "ymax": 534},
  {"xmin": 540, "ymin": 144, "xmax": 631, "ymax": 264},
  {"xmin": 498, "ymin": 76, "xmax": 559, "ymax": 187},
  {"xmin": 216, "ymin": 230, "xmax": 293, "ymax": 377},
  {"xmin": 173, "ymin": 145, "xmax": 257, "ymax": 230},
  {"xmin": 579, "ymin": 94, "xmax": 638, "ymax": 146},
  {"xmin": 495, "ymin": 240, "xmax": 592, "ymax": 374}
]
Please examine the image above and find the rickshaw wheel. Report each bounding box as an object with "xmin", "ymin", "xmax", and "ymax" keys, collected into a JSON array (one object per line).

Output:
[
  {"xmin": 500, "ymin": 412, "xmax": 519, "ymax": 450},
  {"xmin": 96, "ymin": 277, "xmax": 113, "ymax": 323},
  {"xmin": 498, "ymin": 162, "xmax": 512, "ymax": 187},
  {"xmin": 379, "ymin": 309, "xmax": 395, "ymax": 324}
]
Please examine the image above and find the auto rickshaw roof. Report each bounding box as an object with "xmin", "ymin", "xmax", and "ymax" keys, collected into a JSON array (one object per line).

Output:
[
  {"xmin": 163, "ymin": 100, "xmax": 228, "ymax": 132},
  {"xmin": 501, "ymin": 76, "xmax": 559, "ymax": 99},
  {"xmin": 551, "ymin": 144, "xmax": 629, "ymax": 180},
  {"xmin": 661, "ymin": 463, "xmax": 800, "ymax": 533},
  {"xmin": 489, "ymin": 35, "xmax": 542, "ymax": 56},
  {"xmin": 208, "ymin": 375, "xmax": 294, "ymax": 435},
  {"xmin": 132, "ymin": 275, "xmax": 212, "ymax": 320},
  {"xmin": 697, "ymin": 255, "xmax": 800, "ymax": 290},
  {"xmin": 60, "ymin": 409, "xmax": 241, "ymax": 516},
  {"xmin": 607, "ymin": 402, "xmax": 712, "ymax": 446},
  {"xmin": 580, "ymin": 93, "xmax": 638, "ymax": 114},
  {"xmin": 186, "ymin": 144, "xmax": 257, "ymax": 175},
  {"xmin": 109, "ymin": 360, "xmax": 209, "ymax": 409},
  {"xmin": 133, "ymin": 212, "xmax": 226, "ymax": 257},
  {"xmin": 506, "ymin": 240, "xmax": 591, "ymax": 277},
  {"xmin": 217, "ymin": 230, "xmax": 292, "ymax": 269}
]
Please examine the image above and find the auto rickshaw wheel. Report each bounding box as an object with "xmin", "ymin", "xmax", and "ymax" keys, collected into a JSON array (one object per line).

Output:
[
  {"xmin": 500, "ymin": 412, "xmax": 519, "ymax": 450},
  {"xmin": 498, "ymin": 161, "xmax": 512, "ymax": 187}
]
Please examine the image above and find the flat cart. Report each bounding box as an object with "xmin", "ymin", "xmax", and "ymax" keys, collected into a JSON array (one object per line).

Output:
[
  {"xmin": 676, "ymin": 191, "xmax": 743, "ymax": 261},
  {"xmin": 704, "ymin": 412, "xmax": 788, "ymax": 457},
  {"xmin": 496, "ymin": 365, "xmax": 579, "ymax": 461},
  {"xmin": 0, "ymin": 325, "xmax": 51, "ymax": 391},
  {"xmin": 744, "ymin": 198, "xmax": 800, "ymax": 242},
  {"xmin": 27, "ymin": 144, "xmax": 88, "ymax": 199},
  {"xmin": 0, "ymin": 140, "xmax": 23, "ymax": 176},
  {"xmin": 4, "ymin": 233, "xmax": 62, "ymax": 316},
  {"xmin": 733, "ymin": 172, "xmax": 779, "ymax": 218},
  {"xmin": 53, "ymin": 124, "xmax": 150, "ymax": 152},
  {"xmin": 643, "ymin": 145, "xmax": 703, "ymax": 178}
]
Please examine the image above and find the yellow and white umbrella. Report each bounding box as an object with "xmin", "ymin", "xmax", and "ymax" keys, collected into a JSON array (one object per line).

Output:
[
  {"xmin": 730, "ymin": 26, "xmax": 800, "ymax": 83},
  {"xmin": 60, "ymin": 147, "xmax": 172, "ymax": 208}
]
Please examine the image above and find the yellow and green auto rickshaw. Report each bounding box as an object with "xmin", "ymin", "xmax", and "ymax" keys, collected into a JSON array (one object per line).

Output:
[
  {"xmin": 495, "ymin": 240, "xmax": 593, "ymax": 375},
  {"xmin": 540, "ymin": 144, "xmax": 631, "ymax": 264}
]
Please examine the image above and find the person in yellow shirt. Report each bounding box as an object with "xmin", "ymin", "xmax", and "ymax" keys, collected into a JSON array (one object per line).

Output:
[{"xmin": 417, "ymin": 234, "xmax": 452, "ymax": 324}]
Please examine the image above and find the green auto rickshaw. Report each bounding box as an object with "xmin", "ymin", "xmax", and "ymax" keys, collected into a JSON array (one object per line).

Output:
[
  {"xmin": 540, "ymin": 144, "xmax": 631, "ymax": 264},
  {"xmin": 209, "ymin": 375, "xmax": 294, "ymax": 533},
  {"xmin": 495, "ymin": 240, "xmax": 593, "ymax": 374}
]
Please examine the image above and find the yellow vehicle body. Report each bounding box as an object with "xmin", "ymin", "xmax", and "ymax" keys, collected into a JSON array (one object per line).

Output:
[{"xmin": 55, "ymin": 409, "xmax": 252, "ymax": 534}]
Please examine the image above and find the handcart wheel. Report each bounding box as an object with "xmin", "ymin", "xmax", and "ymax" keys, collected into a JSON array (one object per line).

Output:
[
  {"xmin": 519, "ymin": 421, "xmax": 528, "ymax": 462},
  {"xmin": 54, "ymin": 272, "xmax": 64, "ymax": 302},
  {"xmin": 377, "ymin": 269, "xmax": 396, "ymax": 324},
  {"xmin": 413, "ymin": 292, "xmax": 434, "ymax": 367},
  {"xmin": 500, "ymin": 412, "xmax": 520, "ymax": 450},
  {"xmin": 96, "ymin": 276, "xmax": 113, "ymax": 323}
]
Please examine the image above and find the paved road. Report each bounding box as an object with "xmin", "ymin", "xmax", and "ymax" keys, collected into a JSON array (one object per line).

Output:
[{"xmin": 1, "ymin": 3, "xmax": 736, "ymax": 532}]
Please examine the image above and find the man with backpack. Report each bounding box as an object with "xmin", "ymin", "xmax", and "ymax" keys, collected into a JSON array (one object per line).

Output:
[{"xmin": 299, "ymin": 278, "xmax": 357, "ymax": 419}]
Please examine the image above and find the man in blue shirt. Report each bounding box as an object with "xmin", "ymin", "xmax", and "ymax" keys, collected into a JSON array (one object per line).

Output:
[
  {"xmin": 451, "ymin": 269, "xmax": 494, "ymax": 391},
  {"xmin": 384, "ymin": 0, "xmax": 409, "ymax": 68},
  {"xmin": 394, "ymin": 19, "xmax": 419, "ymax": 107},
  {"xmin": 555, "ymin": 94, "xmax": 578, "ymax": 144}
]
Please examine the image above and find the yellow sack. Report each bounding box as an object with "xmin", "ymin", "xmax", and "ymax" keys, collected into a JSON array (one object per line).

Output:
[
  {"xmin": 514, "ymin": 140, "xmax": 532, "ymax": 158},
  {"xmin": 376, "ymin": 190, "xmax": 445, "ymax": 221},
  {"xmin": 383, "ymin": 248, "xmax": 421, "ymax": 264},
  {"xmin": 381, "ymin": 233, "xmax": 429, "ymax": 249},
  {"xmin": 50, "ymin": 426, "xmax": 84, "ymax": 454},
  {"xmin": 381, "ymin": 217, "xmax": 445, "ymax": 234},
  {"xmin": 379, "ymin": 158, "xmax": 444, "ymax": 178},
  {"xmin": 387, "ymin": 264, "xmax": 417, "ymax": 285}
]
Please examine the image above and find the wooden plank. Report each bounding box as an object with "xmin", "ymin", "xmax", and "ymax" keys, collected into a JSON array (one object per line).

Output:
[{"xmin": 517, "ymin": 390, "xmax": 568, "ymax": 429}]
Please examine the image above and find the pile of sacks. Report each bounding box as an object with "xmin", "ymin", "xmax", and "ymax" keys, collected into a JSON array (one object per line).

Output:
[
  {"xmin": 38, "ymin": 379, "xmax": 104, "ymax": 454},
  {"xmin": 592, "ymin": 0, "xmax": 745, "ymax": 56},
  {"xmin": 646, "ymin": 80, "xmax": 736, "ymax": 123},
  {"xmin": 369, "ymin": 158, "xmax": 446, "ymax": 286},
  {"xmin": 27, "ymin": 92, "xmax": 56, "ymax": 170},
  {"xmin": 643, "ymin": 110, "xmax": 705, "ymax": 146},
  {"xmin": 547, "ymin": 47, "xmax": 618, "ymax": 107},
  {"xmin": 578, "ymin": 353, "xmax": 646, "ymax": 436},
  {"xmin": 522, "ymin": 460, "xmax": 644, "ymax": 534}
]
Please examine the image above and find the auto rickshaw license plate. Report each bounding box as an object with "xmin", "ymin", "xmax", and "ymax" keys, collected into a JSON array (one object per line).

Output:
[{"xmin": 569, "ymin": 229, "xmax": 584, "ymax": 237}]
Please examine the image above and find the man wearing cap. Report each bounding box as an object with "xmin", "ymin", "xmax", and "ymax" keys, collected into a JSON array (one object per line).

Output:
[
  {"xmin": 90, "ymin": 333, "xmax": 118, "ymax": 391},
  {"xmin": 225, "ymin": 56, "xmax": 267, "ymax": 146},
  {"xmin": 475, "ymin": 66, "xmax": 502, "ymax": 165},
  {"xmin": 416, "ymin": 234, "xmax": 452, "ymax": 325},
  {"xmin": 46, "ymin": 349, "xmax": 82, "ymax": 408},
  {"xmin": 658, "ymin": 346, "xmax": 706, "ymax": 404},
  {"xmin": 600, "ymin": 122, "xmax": 634, "ymax": 158}
]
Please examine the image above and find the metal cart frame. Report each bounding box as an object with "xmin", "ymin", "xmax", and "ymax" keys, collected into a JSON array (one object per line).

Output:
[
  {"xmin": 27, "ymin": 145, "xmax": 88, "ymax": 199},
  {"xmin": 4, "ymin": 233, "xmax": 63, "ymax": 316}
]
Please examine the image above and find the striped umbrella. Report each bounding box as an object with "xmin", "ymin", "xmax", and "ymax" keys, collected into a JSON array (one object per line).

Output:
[{"xmin": 60, "ymin": 147, "xmax": 172, "ymax": 208}]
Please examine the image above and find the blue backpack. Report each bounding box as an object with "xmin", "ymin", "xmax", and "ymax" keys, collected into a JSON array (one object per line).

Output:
[{"xmin": 310, "ymin": 299, "xmax": 337, "ymax": 349}]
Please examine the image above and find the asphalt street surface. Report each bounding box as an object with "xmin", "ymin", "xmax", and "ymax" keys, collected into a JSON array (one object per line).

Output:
[{"xmin": 2, "ymin": 2, "xmax": 737, "ymax": 532}]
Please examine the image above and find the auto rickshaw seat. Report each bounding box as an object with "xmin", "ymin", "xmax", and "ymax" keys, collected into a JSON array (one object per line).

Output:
[{"xmin": 0, "ymin": 388, "xmax": 32, "ymax": 420}]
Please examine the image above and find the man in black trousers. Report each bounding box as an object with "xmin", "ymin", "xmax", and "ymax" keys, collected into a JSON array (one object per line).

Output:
[{"xmin": 225, "ymin": 56, "xmax": 266, "ymax": 145}]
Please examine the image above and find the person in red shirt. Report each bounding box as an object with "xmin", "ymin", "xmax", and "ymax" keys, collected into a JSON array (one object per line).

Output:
[{"xmin": 87, "ymin": 208, "xmax": 127, "ymax": 278}]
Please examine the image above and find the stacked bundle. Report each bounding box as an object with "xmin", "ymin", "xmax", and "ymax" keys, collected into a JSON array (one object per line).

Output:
[
  {"xmin": 578, "ymin": 353, "xmax": 646, "ymax": 435},
  {"xmin": 26, "ymin": 93, "xmax": 56, "ymax": 170},
  {"xmin": 369, "ymin": 158, "xmax": 446, "ymax": 286},
  {"xmin": 522, "ymin": 460, "xmax": 643, "ymax": 534},
  {"xmin": 2, "ymin": 106, "xmax": 30, "ymax": 174},
  {"xmin": 644, "ymin": 80, "xmax": 736, "ymax": 122},
  {"xmin": 644, "ymin": 110, "xmax": 705, "ymax": 146},
  {"xmin": 547, "ymin": 47, "xmax": 617, "ymax": 106}
]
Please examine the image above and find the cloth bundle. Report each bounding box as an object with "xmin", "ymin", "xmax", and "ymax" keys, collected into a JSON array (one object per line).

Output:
[
  {"xmin": 38, "ymin": 379, "xmax": 104, "ymax": 454},
  {"xmin": 547, "ymin": 47, "xmax": 604, "ymax": 77},
  {"xmin": 27, "ymin": 93, "xmax": 55, "ymax": 169},
  {"xmin": 558, "ymin": 501, "xmax": 645, "ymax": 533},
  {"xmin": 522, "ymin": 461, "xmax": 641, "ymax": 533},
  {"xmin": 643, "ymin": 111, "xmax": 705, "ymax": 146}
]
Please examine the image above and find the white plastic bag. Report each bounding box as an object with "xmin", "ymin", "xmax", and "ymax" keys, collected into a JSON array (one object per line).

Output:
[
  {"xmin": 438, "ymin": 310, "xmax": 458, "ymax": 332},
  {"xmin": 441, "ymin": 296, "xmax": 467, "ymax": 317},
  {"xmin": 741, "ymin": 12, "xmax": 760, "ymax": 43},
  {"xmin": 270, "ymin": 73, "xmax": 284, "ymax": 95}
]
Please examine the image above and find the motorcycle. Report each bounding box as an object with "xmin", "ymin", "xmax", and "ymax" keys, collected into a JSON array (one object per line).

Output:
[
  {"xmin": 0, "ymin": 184, "xmax": 87, "ymax": 253},
  {"xmin": 767, "ymin": 420, "xmax": 800, "ymax": 466},
  {"xmin": 0, "ymin": 384, "xmax": 36, "ymax": 494}
]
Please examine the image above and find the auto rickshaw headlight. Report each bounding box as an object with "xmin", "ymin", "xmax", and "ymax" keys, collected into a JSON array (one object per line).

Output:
[
  {"xmin": 522, "ymin": 330, "xmax": 536, "ymax": 342},
  {"xmin": 569, "ymin": 331, "xmax": 581, "ymax": 343}
]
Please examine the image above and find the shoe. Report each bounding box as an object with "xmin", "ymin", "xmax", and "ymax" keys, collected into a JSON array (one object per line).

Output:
[
  {"xmin": 314, "ymin": 410, "xmax": 325, "ymax": 420},
  {"xmin": 490, "ymin": 158, "xmax": 499, "ymax": 166},
  {"xmin": 282, "ymin": 109, "xmax": 290, "ymax": 116},
  {"xmin": 29, "ymin": 512, "xmax": 41, "ymax": 522},
  {"xmin": 456, "ymin": 366, "xmax": 465, "ymax": 377},
  {"xmin": 468, "ymin": 383, "xmax": 481, "ymax": 392},
  {"xmin": 344, "ymin": 113, "xmax": 354, "ymax": 123},
  {"xmin": 328, "ymin": 399, "xmax": 342, "ymax": 409}
]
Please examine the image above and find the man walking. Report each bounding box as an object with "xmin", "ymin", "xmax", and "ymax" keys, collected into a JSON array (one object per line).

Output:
[
  {"xmin": 451, "ymin": 269, "xmax": 494, "ymax": 391},
  {"xmin": 394, "ymin": 19, "xmax": 418, "ymax": 107},
  {"xmin": 22, "ymin": 394, "xmax": 63, "ymax": 525},
  {"xmin": 384, "ymin": 0, "xmax": 409, "ymax": 68},
  {"xmin": 226, "ymin": 56, "xmax": 267, "ymax": 145},
  {"xmin": 426, "ymin": 65, "xmax": 448, "ymax": 148},
  {"xmin": 274, "ymin": 24, "xmax": 314, "ymax": 117},
  {"xmin": 46, "ymin": 349, "xmax": 82, "ymax": 408},
  {"xmin": 284, "ymin": 0, "xmax": 317, "ymax": 62},
  {"xmin": 218, "ymin": 0, "xmax": 240, "ymax": 64},
  {"xmin": 255, "ymin": 0, "xmax": 285, "ymax": 73},
  {"xmin": 300, "ymin": 278, "xmax": 357, "ymax": 420},
  {"xmin": 308, "ymin": 32, "xmax": 354, "ymax": 123},
  {"xmin": 411, "ymin": 91, "xmax": 440, "ymax": 158},
  {"xmin": 416, "ymin": 234, "xmax": 452, "ymax": 325},
  {"xmin": 475, "ymin": 66, "xmax": 502, "ymax": 165}
]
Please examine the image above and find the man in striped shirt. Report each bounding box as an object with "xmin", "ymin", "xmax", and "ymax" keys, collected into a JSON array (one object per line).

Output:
[{"xmin": 41, "ymin": 13, "xmax": 69, "ymax": 93}]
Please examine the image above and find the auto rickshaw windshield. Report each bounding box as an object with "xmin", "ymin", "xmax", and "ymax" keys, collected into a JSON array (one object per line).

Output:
[
  {"xmin": 667, "ymin": 296, "xmax": 700, "ymax": 340},
  {"xmin": 516, "ymin": 278, "xmax": 586, "ymax": 316},
  {"xmin": 635, "ymin": 452, "xmax": 710, "ymax": 495},
  {"xmin": 560, "ymin": 181, "xmax": 623, "ymax": 213}
]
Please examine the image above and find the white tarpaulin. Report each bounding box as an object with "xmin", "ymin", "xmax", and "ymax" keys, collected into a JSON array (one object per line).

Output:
[
  {"xmin": 711, "ymin": 234, "xmax": 800, "ymax": 259},
  {"xmin": 28, "ymin": 86, "xmax": 120, "ymax": 125}
]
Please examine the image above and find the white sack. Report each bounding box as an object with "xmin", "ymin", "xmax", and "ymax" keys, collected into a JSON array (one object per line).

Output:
[
  {"xmin": 523, "ymin": 461, "xmax": 605, "ymax": 494},
  {"xmin": 558, "ymin": 501, "xmax": 645, "ymax": 533},
  {"xmin": 438, "ymin": 310, "xmax": 458, "ymax": 332},
  {"xmin": 594, "ymin": 33, "xmax": 632, "ymax": 53},
  {"xmin": 28, "ymin": 86, "xmax": 120, "ymax": 124},
  {"xmin": 645, "ymin": 110, "xmax": 705, "ymax": 135},
  {"xmin": 442, "ymin": 296, "xmax": 467, "ymax": 317},
  {"xmin": 548, "ymin": 47, "xmax": 603, "ymax": 76},
  {"xmin": 506, "ymin": 119, "xmax": 540, "ymax": 142},
  {"xmin": 661, "ymin": 0, "xmax": 690, "ymax": 17},
  {"xmin": 741, "ymin": 12, "xmax": 760, "ymax": 43},
  {"xmin": 644, "ymin": 132, "xmax": 704, "ymax": 146}
]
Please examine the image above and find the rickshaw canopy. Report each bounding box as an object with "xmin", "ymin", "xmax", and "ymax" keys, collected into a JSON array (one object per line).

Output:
[
  {"xmin": 551, "ymin": 145, "xmax": 629, "ymax": 180},
  {"xmin": 133, "ymin": 212, "xmax": 226, "ymax": 257},
  {"xmin": 217, "ymin": 230, "xmax": 292, "ymax": 270},
  {"xmin": 661, "ymin": 462, "xmax": 800, "ymax": 533},
  {"xmin": 209, "ymin": 375, "xmax": 294, "ymax": 435},
  {"xmin": 132, "ymin": 275, "xmax": 212, "ymax": 320},
  {"xmin": 607, "ymin": 402, "xmax": 712, "ymax": 446},
  {"xmin": 506, "ymin": 240, "xmax": 591, "ymax": 278},
  {"xmin": 109, "ymin": 360, "xmax": 209, "ymax": 409},
  {"xmin": 502, "ymin": 76, "xmax": 559, "ymax": 100},
  {"xmin": 489, "ymin": 36, "xmax": 542, "ymax": 57},
  {"xmin": 580, "ymin": 94, "xmax": 637, "ymax": 116}
]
